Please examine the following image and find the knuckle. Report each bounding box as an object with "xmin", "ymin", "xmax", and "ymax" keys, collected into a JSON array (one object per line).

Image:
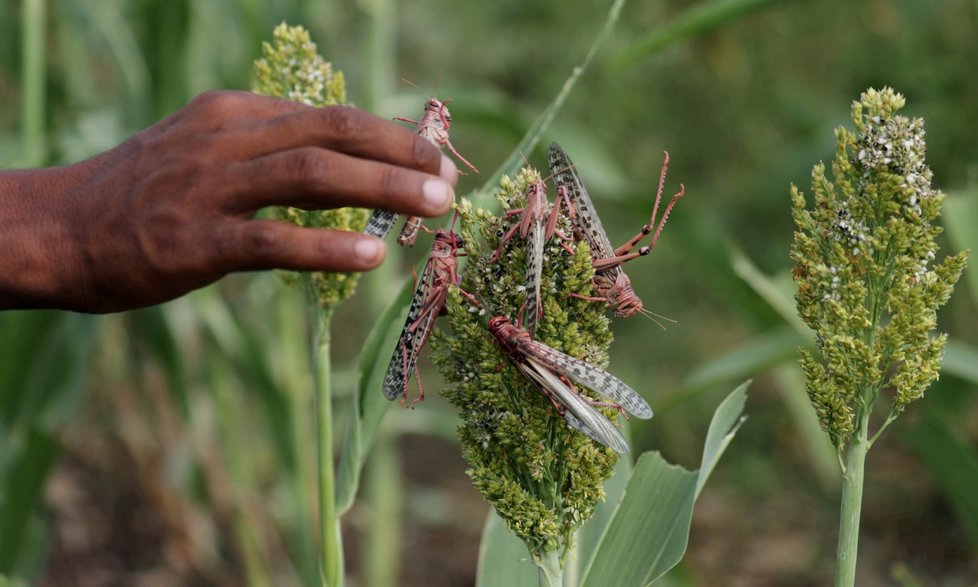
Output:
[
  {"xmin": 378, "ymin": 165, "xmax": 402, "ymax": 205},
  {"xmin": 322, "ymin": 105, "xmax": 363, "ymax": 144},
  {"xmin": 194, "ymin": 90, "xmax": 243, "ymax": 112},
  {"xmin": 410, "ymin": 135, "xmax": 440, "ymax": 171},
  {"xmin": 188, "ymin": 91, "xmax": 247, "ymax": 129},
  {"xmin": 242, "ymin": 223, "xmax": 282, "ymax": 260},
  {"xmin": 286, "ymin": 147, "xmax": 328, "ymax": 187}
]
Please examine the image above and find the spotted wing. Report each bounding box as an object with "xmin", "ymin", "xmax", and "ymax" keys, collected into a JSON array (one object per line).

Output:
[
  {"xmin": 518, "ymin": 357, "xmax": 629, "ymax": 454},
  {"xmin": 523, "ymin": 217, "xmax": 545, "ymax": 338},
  {"xmin": 382, "ymin": 257, "xmax": 439, "ymax": 400},
  {"xmin": 397, "ymin": 216, "xmax": 424, "ymax": 247},
  {"xmin": 519, "ymin": 337, "xmax": 652, "ymax": 419},
  {"xmin": 365, "ymin": 209, "xmax": 398, "ymax": 239},
  {"xmin": 548, "ymin": 142, "xmax": 616, "ymax": 261}
]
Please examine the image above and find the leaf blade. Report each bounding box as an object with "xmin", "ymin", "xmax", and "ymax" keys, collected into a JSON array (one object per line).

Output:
[{"xmin": 581, "ymin": 382, "xmax": 749, "ymax": 586}]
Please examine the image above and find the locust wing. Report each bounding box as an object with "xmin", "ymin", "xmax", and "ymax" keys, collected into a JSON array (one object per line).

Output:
[
  {"xmin": 382, "ymin": 257, "xmax": 439, "ymax": 400},
  {"xmin": 518, "ymin": 337, "xmax": 652, "ymax": 419},
  {"xmin": 523, "ymin": 217, "xmax": 545, "ymax": 338},
  {"xmin": 548, "ymin": 142, "xmax": 616, "ymax": 260},
  {"xmin": 365, "ymin": 209, "xmax": 399, "ymax": 240},
  {"xmin": 519, "ymin": 357, "xmax": 630, "ymax": 454}
]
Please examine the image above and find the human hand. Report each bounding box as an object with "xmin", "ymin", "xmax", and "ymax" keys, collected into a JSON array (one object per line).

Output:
[{"xmin": 0, "ymin": 91, "xmax": 458, "ymax": 313}]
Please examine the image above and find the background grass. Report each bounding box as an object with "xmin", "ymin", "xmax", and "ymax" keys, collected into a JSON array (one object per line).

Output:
[{"xmin": 1, "ymin": 0, "xmax": 977, "ymax": 585}]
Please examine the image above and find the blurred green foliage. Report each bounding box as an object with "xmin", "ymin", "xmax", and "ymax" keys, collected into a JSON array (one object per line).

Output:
[{"xmin": 1, "ymin": 0, "xmax": 976, "ymax": 584}]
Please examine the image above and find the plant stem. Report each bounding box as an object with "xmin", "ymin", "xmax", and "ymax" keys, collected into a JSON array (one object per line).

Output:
[
  {"xmin": 22, "ymin": 0, "xmax": 46, "ymax": 166},
  {"xmin": 835, "ymin": 406, "xmax": 870, "ymax": 587},
  {"xmin": 314, "ymin": 307, "xmax": 343, "ymax": 587},
  {"xmin": 535, "ymin": 550, "xmax": 563, "ymax": 587}
]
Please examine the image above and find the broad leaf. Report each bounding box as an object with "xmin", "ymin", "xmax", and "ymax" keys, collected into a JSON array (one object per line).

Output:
[
  {"xmin": 475, "ymin": 383, "xmax": 748, "ymax": 586},
  {"xmin": 335, "ymin": 282, "xmax": 413, "ymax": 514},
  {"xmin": 943, "ymin": 190, "xmax": 978, "ymax": 308},
  {"xmin": 476, "ymin": 512, "xmax": 538, "ymax": 587},
  {"xmin": 581, "ymin": 382, "xmax": 748, "ymax": 586}
]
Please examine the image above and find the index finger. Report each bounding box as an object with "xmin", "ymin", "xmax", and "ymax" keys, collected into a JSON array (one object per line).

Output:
[{"xmin": 233, "ymin": 105, "xmax": 458, "ymax": 185}]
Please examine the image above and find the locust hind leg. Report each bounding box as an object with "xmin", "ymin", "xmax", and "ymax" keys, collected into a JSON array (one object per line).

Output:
[
  {"xmin": 609, "ymin": 152, "xmax": 686, "ymax": 260},
  {"xmin": 398, "ymin": 342, "xmax": 412, "ymax": 407},
  {"xmin": 411, "ymin": 364, "xmax": 426, "ymax": 407},
  {"xmin": 440, "ymin": 138, "xmax": 480, "ymax": 174}
]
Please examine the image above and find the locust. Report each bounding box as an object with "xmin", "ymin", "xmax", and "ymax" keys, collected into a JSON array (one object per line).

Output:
[
  {"xmin": 364, "ymin": 95, "xmax": 479, "ymax": 245},
  {"xmin": 487, "ymin": 315, "xmax": 652, "ymax": 454},
  {"xmin": 490, "ymin": 176, "xmax": 573, "ymax": 337},
  {"xmin": 548, "ymin": 142, "xmax": 684, "ymax": 321},
  {"xmin": 383, "ymin": 228, "xmax": 472, "ymax": 404}
]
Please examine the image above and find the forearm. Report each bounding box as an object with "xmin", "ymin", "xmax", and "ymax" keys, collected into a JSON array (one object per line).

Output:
[{"xmin": 0, "ymin": 165, "xmax": 90, "ymax": 311}]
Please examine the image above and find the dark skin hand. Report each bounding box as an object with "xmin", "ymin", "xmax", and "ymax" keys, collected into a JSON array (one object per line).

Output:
[{"xmin": 0, "ymin": 91, "xmax": 458, "ymax": 313}]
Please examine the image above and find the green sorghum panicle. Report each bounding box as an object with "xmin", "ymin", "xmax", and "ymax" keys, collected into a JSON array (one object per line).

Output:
[
  {"xmin": 791, "ymin": 87, "xmax": 967, "ymax": 449},
  {"xmin": 253, "ymin": 23, "xmax": 346, "ymax": 107},
  {"xmin": 430, "ymin": 169, "xmax": 619, "ymax": 561},
  {"xmin": 252, "ymin": 23, "xmax": 367, "ymax": 308}
]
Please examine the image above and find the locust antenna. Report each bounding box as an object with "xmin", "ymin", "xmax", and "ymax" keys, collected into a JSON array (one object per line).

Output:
[
  {"xmin": 401, "ymin": 78, "xmax": 432, "ymax": 100},
  {"xmin": 637, "ymin": 308, "xmax": 676, "ymax": 331}
]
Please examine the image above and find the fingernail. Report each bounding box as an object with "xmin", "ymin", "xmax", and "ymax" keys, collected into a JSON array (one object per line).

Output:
[
  {"xmin": 354, "ymin": 238, "xmax": 384, "ymax": 264},
  {"xmin": 423, "ymin": 179, "xmax": 454, "ymax": 210},
  {"xmin": 439, "ymin": 155, "xmax": 458, "ymax": 185}
]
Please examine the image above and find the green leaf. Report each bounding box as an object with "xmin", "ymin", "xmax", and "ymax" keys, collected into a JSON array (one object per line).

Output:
[
  {"xmin": 0, "ymin": 575, "xmax": 29, "ymax": 587},
  {"xmin": 581, "ymin": 382, "xmax": 749, "ymax": 586},
  {"xmin": 771, "ymin": 364, "xmax": 839, "ymax": 491},
  {"xmin": 728, "ymin": 251, "xmax": 840, "ymax": 488},
  {"xmin": 194, "ymin": 288, "xmax": 298, "ymax": 474},
  {"xmin": 475, "ymin": 512, "xmax": 538, "ymax": 587},
  {"xmin": 574, "ymin": 451, "xmax": 634, "ymax": 579},
  {"xmin": 0, "ymin": 429, "xmax": 60, "ymax": 573},
  {"xmin": 473, "ymin": 429, "xmax": 636, "ymax": 586},
  {"xmin": 612, "ymin": 0, "xmax": 793, "ymax": 70},
  {"xmin": 943, "ymin": 339, "xmax": 978, "ymax": 386},
  {"xmin": 676, "ymin": 327, "xmax": 801, "ymax": 402},
  {"xmin": 0, "ymin": 311, "xmax": 94, "ymax": 575},
  {"xmin": 903, "ymin": 409, "xmax": 978, "ymax": 547},
  {"xmin": 730, "ymin": 247, "xmax": 811, "ymax": 340},
  {"xmin": 943, "ymin": 190, "xmax": 978, "ymax": 308},
  {"xmin": 581, "ymin": 454, "xmax": 698, "ymax": 586},
  {"xmin": 0, "ymin": 311, "xmax": 59, "ymax": 425},
  {"xmin": 695, "ymin": 381, "xmax": 749, "ymax": 498},
  {"xmin": 335, "ymin": 280, "xmax": 413, "ymax": 514},
  {"xmin": 0, "ymin": 311, "xmax": 94, "ymax": 427}
]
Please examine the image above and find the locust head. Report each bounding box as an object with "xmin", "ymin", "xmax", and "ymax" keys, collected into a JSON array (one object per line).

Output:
[
  {"xmin": 487, "ymin": 315, "xmax": 510, "ymax": 333},
  {"xmin": 424, "ymin": 97, "xmax": 452, "ymax": 126},
  {"xmin": 605, "ymin": 273, "xmax": 643, "ymax": 318},
  {"xmin": 432, "ymin": 229, "xmax": 464, "ymax": 253}
]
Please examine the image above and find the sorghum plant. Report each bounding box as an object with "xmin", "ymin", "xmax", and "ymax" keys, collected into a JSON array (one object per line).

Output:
[
  {"xmin": 252, "ymin": 22, "xmax": 366, "ymax": 308},
  {"xmin": 431, "ymin": 168, "xmax": 622, "ymax": 584},
  {"xmin": 251, "ymin": 24, "xmax": 364, "ymax": 587},
  {"xmin": 790, "ymin": 87, "xmax": 967, "ymax": 586}
]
